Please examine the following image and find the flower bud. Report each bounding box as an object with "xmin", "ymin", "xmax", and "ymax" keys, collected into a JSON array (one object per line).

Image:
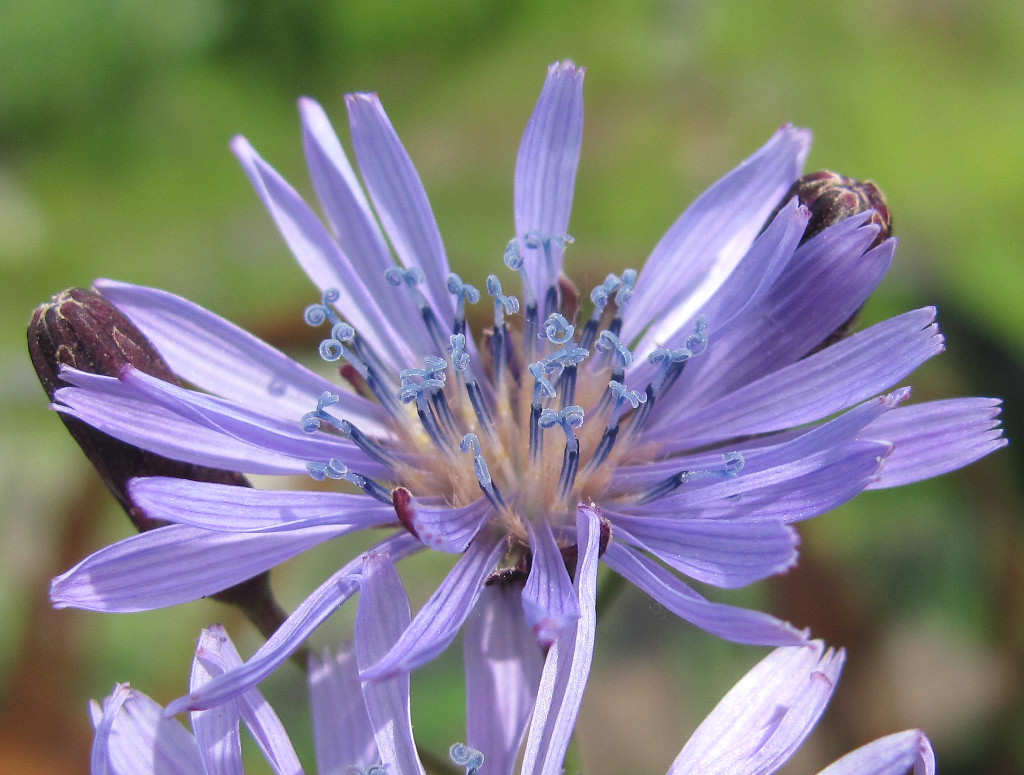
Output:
[
  {"xmin": 765, "ymin": 172, "xmax": 892, "ymax": 350},
  {"xmin": 28, "ymin": 288, "xmax": 287, "ymax": 638},
  {"xmin": 787, "ymin": 170, "xmax": 891, "ymax": 247}
]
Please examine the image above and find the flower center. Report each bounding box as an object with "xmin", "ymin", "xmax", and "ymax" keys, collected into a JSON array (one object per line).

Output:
[{"xmin": 300, "ymin": 235, "xmax": 724, "ymax": 548}]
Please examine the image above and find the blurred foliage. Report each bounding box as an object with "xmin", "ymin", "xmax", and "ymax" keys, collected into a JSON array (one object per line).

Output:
[{"xmin": 2, "ymin": 1, "xmax": 1021, "ymax": 773}]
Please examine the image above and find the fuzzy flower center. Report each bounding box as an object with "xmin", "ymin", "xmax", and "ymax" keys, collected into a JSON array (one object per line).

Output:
[{"xmin": 301, "ymin": 233, "xmax": 725, "ymax": 547}]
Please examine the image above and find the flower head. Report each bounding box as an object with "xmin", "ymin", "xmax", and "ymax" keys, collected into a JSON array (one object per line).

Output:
[{"xmin": 48, "ymin": 61, "xmax": 1005, "ymax": 710}]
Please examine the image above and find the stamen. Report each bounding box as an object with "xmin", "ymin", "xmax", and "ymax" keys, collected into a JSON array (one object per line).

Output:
[
  {"xmin": 448, "ymin": 333, "xmax": 470, "ymax": 372},
  {"xmin": 449, "ymin": 743, "xmax": 484, "ymax": 775},
  {"xmin": 385, "ymin": 266, "xmax": 448, "ymax": 353},
  {"xmin": 539, "ymin": 405, "xmax": 585, "ymax": 497},
  {"xmin": 594, "ymin": 329, "xmax": 632, "ymax": 381},
  {"xmin": 637, "ymin": 451, "xmax": 744, "ymax": 505},
  {"xmin": 450, "ymin": 334, "xmax": 495, "ymax": 436},
  {"xmin": 485, "ymin": 275, "xmax": 519, "ymax": 384},
  {"xmin": 528, "ymin": 360, "xmax": 557, "ymax": 462},
  {"xmin": 460, "ymin": 433, "xmax": 507, "ymax": 511},
  {"xmin": 580, "ymin": 273, "xmax": 622, "ymax": 349},
  {"xmin": 541, "ymin": 316, "xmax": 588, "ymax": 408},
  {"xmin": 305, "ymin": 302, "xmax": 369, "ymax": 377},
  {"xmin": 305, "ymin": 458, "xmax": 393, "ymax": 503},
  {"xmin": 650, "ymin": 316, "xmax": 708, "ymax": 395},
  {"xmin": 301, "ymin": 391, "xmax": 398, "ymax": 468},
  {"xmin": 588, "ymin": 381, "xmax": 647, "ymax": 471},
  {"xmin": 446, "ymin": 273, "xmax": 481, "ymax": 337},
  {"xmin": 607, "ymin": 268, "xmax": 637, "ymax": 337},
  {"xmin": 523, "ymin": 230, "xmax": 574, "ymax": 319},
  {"xmin": 399, "ymin": 356, "xmax": 452, "ymax": 452},
  {"xmin": 505, "ymin": 238, "xmax": 539, "ymax": 360},
  {"xmin": 503, "ymin": 238, "xmax": 533, "ymax": 306}
]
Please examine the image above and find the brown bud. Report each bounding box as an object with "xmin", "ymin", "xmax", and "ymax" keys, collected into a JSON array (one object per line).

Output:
[
  {"xmin": 787, "ymin": 170, "xmax": 891, "ymax": 247},
  {"xmin": 28, "ymin": 288, "xmax": 289, "ymax": 641}
]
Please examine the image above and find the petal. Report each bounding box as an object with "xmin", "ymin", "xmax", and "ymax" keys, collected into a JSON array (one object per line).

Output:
[
  {"xmin": 54, "ymin": 378, "xmax": 314, "ymax": 476},
  {"xmin": 298, "ymin": 98, "xmax": 443, "ymax": 364},
  {"xmin": 464, "ymin": 584, "xmax": 544, "ymax": 775},
  {"xmin": 231, "ymin": 136, "xmax": 421, "ymax": 370},
  {"xmin": 91, "ymin": 684, "xmax": 201, "ymax": 775},
  {"xmin": 355, "ymin": 552, "xmax": 424, "ymax": 775},
  {"xmin": 602, "ymin": 543, "xmax": 807, "ymax": 646},
  {"xmin": 309, "ymin": 648, "xmax": 379, "ymax": 775},
  {"xmin": 522, "ymin": 520, "xmax": 581, "ymax": 645},
  {"xmin": 167, "ymin": 531, "xmax": 422, "ymax": 713},
  {"xmin": 398, "ymin": 494, "xmax": 492, "ymax": 553},
  {"xmin": 514, "ymin": 60, "xmax": 585, "ymax": 303},
  {"xmin": 51, "ymin": 522, "xmax": 355, "ymax": 612},
  {"xmin": 650, "ymin": 308, "xmax": 943, "ymax": 447},
  {"xmin": 608, "ymin": 514, "xmax": 798, "ymax": 588},
  {"xmin": 862, "ymin": 397, "xmax": 1007, "ymax": 488},
  {"xmin": 520, "ymin": 504, "xmax": 600, "ymax": 775},
  {"xmin": 111, "ymin": 367, "xmax": 389, "ymax": 477},
  {"xmin": 669, "ymin": 642, "xmax": 843, "ymax": 775},
  {"xmin": 345, "ymin": 92, "xmax": 454, "ymax": 324},
  {"xmin": 94, "ymin": 279, "xmax": 387, "ymax": 429},
  {"xmin": 360, "ymin": 535, "xmax": 505, "ymax": 680},
  {"xmin": 817, "ymin": 729, "xmax": 935, "ymax": 775},
  {"xmin": 622, "ymin": 124, "xmax": 811, "ymax": 343},
  {"xmin": 649, "ymin": 440, "xmax": 892, "ymax": 516},
  {"xmin": 632, "ymin": 194, "xmax": 808, "ymax": 366},
  {"xmin": 616, "ymin": 389, "xmax": 906, "ymax": 497},
  {"xmin": 681, "ymin": 215, "xmax": 895, "ymax": 400},
  {"xmin": 129, "ymin": 477, "xmax": 395, "ymax": 532}
]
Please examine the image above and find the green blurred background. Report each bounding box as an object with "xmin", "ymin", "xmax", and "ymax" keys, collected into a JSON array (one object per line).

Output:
[{"xmin": 2, "ymin": 1, "xmax": 1021, "ymax": 772}]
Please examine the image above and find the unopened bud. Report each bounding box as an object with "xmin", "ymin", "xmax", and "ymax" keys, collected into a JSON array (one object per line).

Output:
[
  {"xmin": 786, "ymin": 170, "xmax": 891, "ymax": 247},
  {"xmin": 28, "ymin": 288, "xmax": 288, "ymax": 641}
]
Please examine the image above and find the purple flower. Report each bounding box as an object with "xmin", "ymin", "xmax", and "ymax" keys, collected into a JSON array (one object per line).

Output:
[{"xmin": 50, "ymin": 61, "xmax": 1004, "ymax": 710}]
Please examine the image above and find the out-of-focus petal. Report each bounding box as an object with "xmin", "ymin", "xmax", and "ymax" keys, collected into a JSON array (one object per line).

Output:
[
  {"xmin": 191, "ymin": 626, "xmax": 304, "ymax": 775},
  {"xmin": 668, "ymin": 642, "xmax": 843, "ymax": 774},
  {"xmin": 90, "ymin": 684, "xmax": 202, "ymax": 775},
  {"xmin": 816, "ymin": 729, "xmax": 935, "ymax": 775},
  {"xmin": 520, "ymin": 504, "xmax": 600, "ymax": 775},
  {"xmin": 464, "ymin": 584, "xmax": 544, "ymax": 775},
  {"xmin": 514, "ymin": 60, "xmax": 585, "ymax": 304},
  {"xmin": 309, "ymin": 648, "xmax": 379, "ymax": 775},
  {"xmin": 189, "ymin": 630, "xmax": 244, "ymax": 775}
]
